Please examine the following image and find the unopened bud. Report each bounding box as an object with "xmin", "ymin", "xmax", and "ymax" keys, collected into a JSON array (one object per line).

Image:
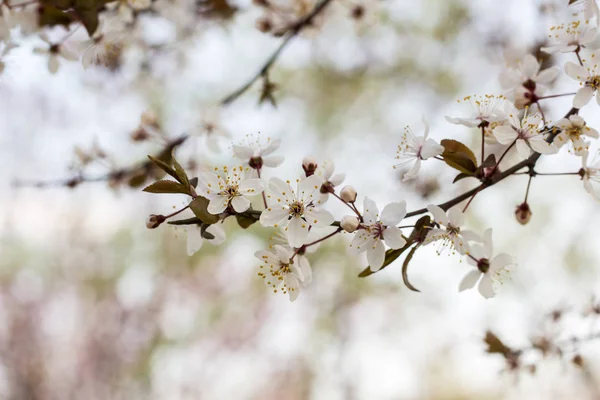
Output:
[
  {"xmin": 146, "ymin": 214, "xmax": 165, "ymax": 229},
  {"xmin": 141, "ymin": 111, "xmax": 159, "ymax": 127},
  {"xmin": 256, "ymin": 17, "xmax": 273, "ymax": 33},
  {"xmin": 340, "ymin": 215, "xmax": 360, "ymax": 233},
  {"xmin": 302, "ymin": 156, "xmax": 318, "ymax": 176},
  {"xmin": 515, "ymin": 202, "xmax": 531, "ymax": 225},
  {"xmin": 340, "ymin": 185, "xmax": 357, "ymax": 203}
]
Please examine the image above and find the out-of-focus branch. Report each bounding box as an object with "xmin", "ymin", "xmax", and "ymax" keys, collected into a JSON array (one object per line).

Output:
[
  {"xmin": 12, "ymin": 135, "xmax": 188, "ymax": 189},
  {"xmin": 220, "ymin": 0, "xmax": 334, "ymax": 105}
]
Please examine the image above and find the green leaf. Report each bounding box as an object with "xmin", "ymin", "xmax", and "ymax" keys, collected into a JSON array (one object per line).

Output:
[
  {"xmin": 38, "ymin": 4, "xmax": 74, "ymax": 28},
  {"xmin": 441, "ymin": 139, "xmax": 478, "ymax": 174},
  {"xmin": 200, "ymin": 223, "xmax": 215, "ymax": 239},
  {"xmin": 171, "ymin": 154, "xmax": 190, "ymax": 188},
  {"xmin": 143, "ymin": 180, "xmax": 191, "ymax": 195},
  {"xmin": 78, "ymin": 6, "xmax": 99, "ymax": 36},
  {"xmin": 453, "ymin": 172, "xmax": 475, "ymax": 183},
  {"xmin": 168, "ymin": 217, "xmax": 202, "ymax": 225},
  {"xmin": 401, "ymin": 245, "xmax": 420, "ymax": 292},
  {"xmin": 408, "ymin": 215, "xmax": 432, "ymax": 243},
  {"xmin": 189, "ymin": 197, "xmax": 219, "ymax": 224},
  {"xmin": 147, "ymin": 155, "xmax": 179, "ymax": 181},
  {"xmin": 235, "ymin": 213, "xmax": 258, "ymax": 229},
  {"xmin": 128, "ymin": 173, "xmax": 147, "ymax": 188}
]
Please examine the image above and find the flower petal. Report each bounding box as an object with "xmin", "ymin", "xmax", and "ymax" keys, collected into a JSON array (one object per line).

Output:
[
  {"xmin": 493, "ymin": 125, "xmax": 518, "ymax": 145},
  {"xmin": 383, "ymin": 226, "xmax": 406, "ymax": 249},
  {"xmin": 259, "ymin": 207, "xmax": 288, "ymax": 227},
  {"xmin": 447, "ymin": 207, "xmax": 464, "ymax": 227},
  {"xmin": 565, "ymin": 61, "xmax": 588, "ymax": 82},
  {"xmin": 261, "ymin": 138, "xmax": 281, "ymax": 156},
  {"xmin": 297, "ymin": 174, "xmax": 322, "ymax": 203},
  {"xmin": 298, "ymin": 256, "xmax": 312, "ymax": 284},
  {"xmin": 380, "ymin": 201, "xmax": 407, "ymax": 226},
  {"xmin": 186, "ymin": 228, "xmax": 203, "ymax": 256},
  {"xmin": 286, "ymin": 217, "xmax": 309, "ymax": 248},
  {"xmin": 574, "ymin": 86, "xmax": 595, "ymax": 109},
  {"xmin": 262, "ymin": 155, "xmax": 284, "ymax": 168},
  {"xmin": 367, "ymin": 240, "xmax": 386, "ymax": 271},
  {"xmin": 515, "ymin": 139, "xmax": 531, "ymax": 158},
  {"xmin": 239, "ymin": 178, "xmax": 265, "ymax": 195},
  {"xmin": 207, "ymin": 196, "xmax": 228, "ymax": 214},
  {"xmin": 477, "ymin": 276, "xmax": 496, "ymax": 299},
  {"xmin": 231, "ymin": 196, "xmax": 251, "ymax": 212},
  {"xmin": 459, "ymin": 269, "xmax": 481, "ymax": 292},
  {"xmin": 363, "ymin": 197, "xmax": 380, "ymax": 224},
  {"xmin": 304, "ymin": 206, "xmax": 334, "ymax": 228},
  {"xmin": 232, "ymin": 144, "xmax": 254, "ymax": 160}
]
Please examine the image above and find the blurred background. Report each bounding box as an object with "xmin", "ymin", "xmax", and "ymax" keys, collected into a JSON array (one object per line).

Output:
[{"xmin": 2, "ymin": 0, "xmax": 600, "ymax": 398}]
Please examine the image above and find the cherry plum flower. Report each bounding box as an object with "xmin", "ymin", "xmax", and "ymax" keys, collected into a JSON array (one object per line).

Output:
[
  {"xmin": 541, "ymin": 21, "xmax": 597, "ymax": 54},
  {"xmin": 255, "ymin": 245, "xmax": 305, "ymax": 301},
  {"xmin": 259, "ymin": 175, "xmax": 334, "ymax": 248},
  {"xmin": 33, "ymin": 34, "xmax": 78, "ymax": 74},
  {"xmin": 445, "ymin": 94, "xmax": 506, "ymax": 128},
  {"xmin": 314, "ymin": 160, "xmax": 345, "ymax": 204},
  {"xmin": 186, "ymin": 224, "xmax": 226, "ymax": 256},
  {"xmin": 197, "ymin": 165, "xmax": 265, "ymax": 215},
  {"xmin": 423, "ymin": 205, "xmax": 480, "ymax": 255},
  {"xmin": 565, "ymin": 55, "xmax": 600, "ymax": 108},
  {"xmin": 499, "ymin": 54, "xmax": 560, "ymax": 108},
  {"xmin": 492, "ymin": 102, "xmax": 558, "ymax": 158},
  {"xmin": 581, "ymin": 150, "xmax": 600, "ymax": 201},
  {"xmin": 348, "ymin": 198, "xmax": 407, "ymax": 271},
  {"xmin": 459, "ymin": 229, "xmax": 515, "ymax": 299},
  {"xmin": 554, "ymin": 115, "xmax": 599, "ymax": 155},
  {"xmin": 393, "ymin": 120, "xmax": 444, "ymax": 181}
]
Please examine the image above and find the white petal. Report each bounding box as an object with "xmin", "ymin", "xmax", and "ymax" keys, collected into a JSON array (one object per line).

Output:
[
  {"xmin": 529, "ymin": 137, "xmax": 558, "ymax": 155},
  {"xmin": 329, "ymin": 173, "xmax": 345, "ymax": 186},
  {"xmin": 298, "ymin": 256, "xmax": 312, "ymax": 284},
  {"xmin": 207, "ymin": 196, "xmax": 228, "ymax": 214},
  {"xmin": 447, "ymin": 207, "xmax": 464, "ymax": 227},
  {"xmin": 232, "ymin": 144, "xmax": 254, "ymax": 160},
  {"xmin": 459, "ymin": 270, "xmax": 481, "ymax": 292},
  {"xmin": 350, "ymin": 231, "xmax": 372, "ymax": 254},
  {"xmin": 186, "ymin": 228, "xmax": 203, "ymax": 256},
  {"xmin": 380, "ymin": 201, "xmax": 407, "ymax": 226},
  {"xmin": 205, "ymin": 224, "xmax": 226, "ymax": 245},
  {"xmin": 286, "ymin": 217, "xmax": 309, "ymax": 248},
  {"xmin": 274, "ymin": 245, "xmax": 293, "ymax": 262},
  {"xmin": 383, "ymin": 226, "xmax": 406, "ymax": 249},
  {"xmin": 48, "ymin": 55, "xmax": 59, "ymax": 74},
  {"xmin": 402, "ymin": 159, "xmax": 421, "ymax": 181},
  {"xmin": 297, "ymin": 174, "xmax": 322, "ymax": 203},
  {"xmin": 493, "ymin": 125, "xmax": 518, "ymax": 145},
  {"xmin": 515, "ymin": 139, "xmax": 531, "ymax": 158},
  {"xmin": 268, "ymin": 177, "xmax": 295, "ymax": 204},
  {"xmin": 521, "ymin": 54, "xmax": 540, "ymax": 78},
  {"xmin": 565, "ymin": 61, "xmax": 588, "ymax": 82},
  {"xmin": 422, "ymin": 229, "xmax": 446, "ymax": 246},
  {"xmin": 461, "ymin": 229, "xmax": 481, "ymax": 243},
  {"xmin": 420, "ymin": 139, "xmax": 444, "ymax": 159},
  {"xmin": 482, "ymin": 228, "xmax": 493, "ymax": 257},
  {"xmin": 239, "ymin": 178, "xmax": 265, "ymax": 195},
  {"xmin": 490, "ymin": 253, "xmax": 514, "ymax": 271},
  {"xmin": 478, "ymin": 276, "xmax": 496, "ymax": 299},
  {"xmin": 367, "ymin": 240, "xmax": 386, "ymax": 271},
  {"xmin": 503, "ymin": 102, "xmax": 521, "ymax": 127},
  {"xmin": 426, "ymin": 204, "xmax": 448, "ymax": 226},
  {"xmin": 284, "ymin": 275, "xmax": 301, "ymax": 302},
  {"xmin": 231, "ymin": 196, "xmax": 251, "ymax": 212},
  {"xmin": 304, "ymin": 207, "xmax": 334, "ymax": 228},
  {"xmin": 59, "ymin": 46, "xmax": 78, "ymax": 61},
  {"xmin": 363, "ymin": 197, "xmax": 379, "ymax": 224},
  {"xmin": 574, "ymin": 86, "xmax": 595, "ymax": 109},
  {"xmin": 262, "ymin": 155, "xmax": 284, "ymax": 168},
  {"xmin": 555, "ymin": 118, "xmax": 572, "ymax": 130},
  {"xmin": 261, "ymin": 138, "xmax": 281, "ymax": 156},
  {"xmin": 259, "ymin": 207, "xmax": 289, "ymax": 227},
  {"xmin": 536, "ymin": 66, "xmax": 559, "ymax": 84}
]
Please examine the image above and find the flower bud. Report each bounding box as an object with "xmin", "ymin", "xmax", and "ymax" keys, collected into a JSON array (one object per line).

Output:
[
  {"xmin": 141, "ymin": 111, "xmax": 159, "ymax": 127},
  {"xmin": 340, "ymin": 215, "xmax": 359, "ymax": 233},
  {"xmin": 340, "ymin": 185, "xmax": 357, "ymax": 203},
  {"xmin": 302, "ymin": 156, "xmax": 318, "ymax": 176},
  {"xmin": 146, "ymin": 214, "xmax": 165, "ymax": 229},
  {"xmin": 515, "ymin": 202, "xmax": 531, "ymax": 225}
]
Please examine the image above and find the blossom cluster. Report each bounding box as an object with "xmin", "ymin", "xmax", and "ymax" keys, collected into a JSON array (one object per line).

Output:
[{"xmin": 139, "ymin": 0, "xmax": 600, "ymax": 302}]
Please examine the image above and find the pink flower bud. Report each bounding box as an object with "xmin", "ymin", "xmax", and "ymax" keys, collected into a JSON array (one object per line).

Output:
[
  {"xmin": 146, "ymin": 214, "xmax": 165, "ymax": 229},
  {"xmin": 515, "ymin": 202, "xmax": 531, "ymax": 225},
  {"xmin": 340, "ymin": 215, "xmax": 359, "ymax": 233},
  {"xmin": 302, "ymin": 156, "xmax": 318, "ymax": 176},
  {"xmin": 340, "ymin": 185, "xmax": 357, "ymax": 203}
]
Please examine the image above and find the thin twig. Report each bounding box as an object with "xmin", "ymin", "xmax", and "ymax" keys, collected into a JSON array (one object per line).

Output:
[{"xmin": 220, "ymin": 0, "xmax": 335, "ymax": 105}]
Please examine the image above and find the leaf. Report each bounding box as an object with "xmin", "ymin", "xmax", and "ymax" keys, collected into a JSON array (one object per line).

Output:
[
  {"xmin": 128, "ymin": 172, "xmax": 147, "ymax": 188},
  {"xmin": 147, "ymin": 155, "xmax": 179, "ymax": 181},
  {"xmin": 142, "ymin": 180, "xmax": 191, "ymax": 195},
  {"xmin": 200, "ymin": 224, "xmax": 215, "ymax": 239},
  {"xmin": 441, "ymin": 139, "xmax": 478, "ymax": 174},
  {"xmin": 453, "ymin": 173, "xmax": 474, "ymax": 183},
  {"xmin": 408, "ymin": 215, "xmax": 432, "ymax": 243},
  {"xmin": 236, "ymin": 213, "xmax": 258, "ymax": 229},
  {"xmin": 480, "ymin": 153, "xmax": 497, "ymax": 169},
  {"xmin": 38, "ymin": 4, "xmax": 74, "ymax": 28},
  {"xmin": 401, "ymin": 245, "xmax": 420, "ymax": 292},
  {"xmin": 484, "ymin": 331, "xmax": 513, "ymax": 357},
  {"xmin": 189, "ymin": 197, "xmax": 219, "ymax": 224},
  {"xmin": 168, "ymin": 217, "xmax": 202, "ymax": 225},
  {"xmin": 358, "ymin": 241, "xmax": 412, "ymax": 277},
  {"xmin": 172, "ymin": 154, "xmax": 190, "ymax": 188}
]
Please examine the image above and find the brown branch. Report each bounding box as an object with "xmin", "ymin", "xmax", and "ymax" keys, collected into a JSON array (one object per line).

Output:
[
  {"xmin": 220, "ymin": 0, "xmax": 335, "ymax": 105},
  {"xmin": 12, "ymin": 135, "xmax": 188, "ymax": 189}
]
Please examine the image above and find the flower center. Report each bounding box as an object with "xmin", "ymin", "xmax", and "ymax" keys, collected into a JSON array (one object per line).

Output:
[
  {"xmin": 565, "ymin": 126, "xmax": 584, "ymax": 139},
  {"xmin": 477, "ymin": 258, "xmax": 490, "ymax": 273},
  {"xmin": 249, "ymin": 156, "xmax": 263, "ymax": 169},
  {"xmin": 370, "ymin": 222, "xmax": 385, "ymax": 239},
  {"xmin": 221, "ymin": 184, "xmax": 239, "ymax": 199},
  {"xmin": 289, "ymin": 201, "xmax": 305, "ymax": 217},
  {"xmin": 587, "ymin": 76, "xmax": 600, "ymax": 90},
  {"xmin": 447, "ymin": 225, "xmax": 460, "ymax": 236}
]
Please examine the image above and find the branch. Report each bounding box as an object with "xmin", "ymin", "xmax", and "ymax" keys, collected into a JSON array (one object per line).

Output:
[
  {"xmin": 220, "ymin": 0, "xmax": 335, "ymax": 105},
  {"xmin": 13, "ymin": 135, "xmax": 188, "ymax": 189}
]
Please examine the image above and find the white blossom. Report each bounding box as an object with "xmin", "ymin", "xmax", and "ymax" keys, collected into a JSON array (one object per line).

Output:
[
  {"xmin": 232, "ymin": 134, "xmax": 284, "ymax": 173},
  {"xmin": 445, "ymin": 94, "xmax": 506, "ymax": 128},
  {"xmin": 423, "ymin": 205, "xmax": 480, "ymax": 255},
  {"xmin": 80, "ymin": 29, "xmax": 125, "ymax": 69},
  {"xmin": 340, "ymin": 215, "xmax": 359, "ymax": 233},
  {"xmin": 581, "ymin": 150, "xmax": 600, "ymax": 201},
  {"xmin": 269, "ymin": 229, "xmax": 317, "ymax": 285},
  {"xmin": 493, "ymin": 102, "xmax": 558, "ymax": 158},
  {"xmin": 499, "ymin": 54, "xmax": 560, "ymax": 107},
  {"xmin": 393, "ymin": 120, "xmax": 444, "ymax": 181},
  {"xmin": 191, "ymin": 106, "xmax": 231, "ymax": 153},
  {"xmin": 554, "ymin": 115, "xmax": 599, "ymax": 155},
  {"xmin": 459, "ymin": 229, "xmax": 515, "ymax": 299},
  {"xmin": 570, "ymin": 0, "xmax": 600, "ymax": 25},
  {"xmin": 255, "ymin": 245, "xmax": 304, "ymax": 301},
  {"xmin": 314, "ymin": 160, "xmax": 345, "ymax": 204},
  {"xmin": 197, "ymin": 165, "xmax": 265, "ymax": 215},
  {"xmin": 565, "ymin": 55, "xmax": 600, "ymax": 108},
  {"xmin": 542, "ymin": 21, "xmax": 597, "ymax": 54},
  {"xmin": 33, "ymin": 34, "xmax": 78, "ymax": 74},
  {"xmin": 349, "ymin": 198, "xmax": 407, "ymax": 271},
  {"xmin": 260, "ymin": 175, "xmax": 334, "ymax": 248},
  {"xmin": 186, "ymin": 224, "xmax": 226, "ymax": 256}
]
